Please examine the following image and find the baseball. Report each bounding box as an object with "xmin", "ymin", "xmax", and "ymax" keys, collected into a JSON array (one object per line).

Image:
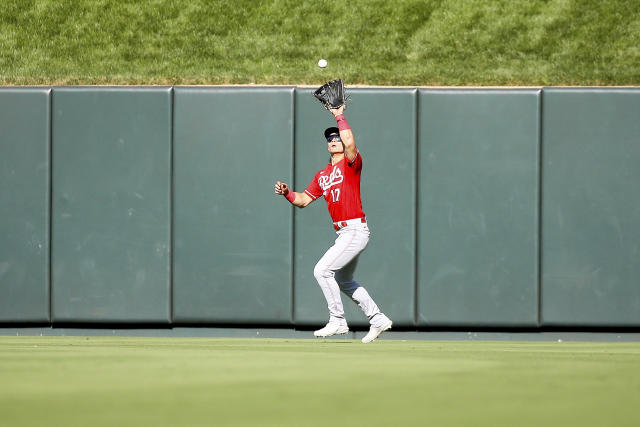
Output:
[{"xmin": 317, "ymin": 59, "xmax": 328, "ymax": 68}]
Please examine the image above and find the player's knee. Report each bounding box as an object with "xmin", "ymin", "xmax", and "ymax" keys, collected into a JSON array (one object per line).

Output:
[
  {"xmin": 338, "ymin": 280, "xmax": 360, "ymax": 296},
  {"xmin": 313, "ymin": 263, "xmax": 334, "ymax": 281}
]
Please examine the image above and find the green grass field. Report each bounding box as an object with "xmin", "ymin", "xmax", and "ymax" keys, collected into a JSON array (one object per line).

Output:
[
  {"xmin": 1, "ymin": 0, "xmax": 639, "ymax": 86},
  {"xmin": 1, "ymin": 337, "xmax": 639, "ymax": 426}
]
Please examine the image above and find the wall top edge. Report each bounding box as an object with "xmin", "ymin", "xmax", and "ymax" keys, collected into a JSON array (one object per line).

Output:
[{"xmin": 1, "ymin": 85, "xmax": 638, "ymax": 90}]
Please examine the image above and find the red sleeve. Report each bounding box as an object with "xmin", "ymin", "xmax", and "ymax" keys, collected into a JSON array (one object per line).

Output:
[
  {"xmin": 346, "ymin": 150, "xmax": 362, "ymax": 170},
  {"xmin": 304, "ymin": 172, "xmax": 323, "ymax": 200}
]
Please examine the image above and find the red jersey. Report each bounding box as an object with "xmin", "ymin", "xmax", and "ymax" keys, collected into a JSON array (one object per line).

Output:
[{"xmin": 304, "ymin": 152, "xmax": 365, "ymax": 222}]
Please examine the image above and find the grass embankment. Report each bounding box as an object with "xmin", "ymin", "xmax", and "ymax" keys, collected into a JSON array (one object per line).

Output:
[
  {"xmin": 1, "ymin": 0, "xmax": 639, "ymax": 86},
  {"xmin": 1, "ymin": 337, "xmax": 639, "ymax": 426}
]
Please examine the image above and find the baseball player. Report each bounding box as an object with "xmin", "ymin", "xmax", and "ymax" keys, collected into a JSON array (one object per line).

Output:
[{"xmin": 274, "ymin": 105, "xmax": 392, "ymax": 343}]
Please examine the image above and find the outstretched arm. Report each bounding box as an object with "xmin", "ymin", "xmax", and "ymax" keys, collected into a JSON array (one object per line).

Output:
[
  {"xmin": 330, "ymin": 105, "xmax": 356, "ymax": 161},
  {"xmin": 274, "ymin": 181, "xmax": 313, "ymax": 208}
]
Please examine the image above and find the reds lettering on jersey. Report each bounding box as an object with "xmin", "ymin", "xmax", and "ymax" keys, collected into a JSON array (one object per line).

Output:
[{"xmin": 304, "ymin": 151, "xmax": 365, "ymax": 223}]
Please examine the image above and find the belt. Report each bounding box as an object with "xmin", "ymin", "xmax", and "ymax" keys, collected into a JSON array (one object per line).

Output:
[{"xmin": 333, "ymin": 217, "xmax": 366, "ymax": 230}]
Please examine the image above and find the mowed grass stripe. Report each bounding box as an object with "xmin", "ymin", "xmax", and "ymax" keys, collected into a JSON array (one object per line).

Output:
[{"xmin": 1, "ymin": 337, "xmax": 639, "ymax": 426}]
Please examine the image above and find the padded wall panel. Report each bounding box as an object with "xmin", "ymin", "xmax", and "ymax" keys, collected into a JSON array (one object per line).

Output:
[
  {"xmin": 0, "ymin": 89, "xmax": 51, "ymax": 322},
  {"xmin": 418, "ymin": 89, "xmax": 540, "ymax": 327},
  {"xmin": 541, "ymin": 88, "xmax": 640, "ymax": 326},
  {"xmin": 51, "ymin": 88, "xmax": 171, "ymax": 322},
  {"xmin": 172, "ymin": 87, "xmax": 293, "ymax": 324},
  {"xmin": 293, "ymin": 89, "xmax": 417, "ymax": 327}
]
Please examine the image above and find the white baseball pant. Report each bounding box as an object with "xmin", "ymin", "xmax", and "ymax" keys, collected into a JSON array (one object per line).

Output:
[{"xmin": 313, "ymin": 221, "xmax": 387, "ymax": 328}]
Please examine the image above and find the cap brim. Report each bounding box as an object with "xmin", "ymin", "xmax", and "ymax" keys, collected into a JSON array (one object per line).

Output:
[{"xmin": 324, "ymin": 126, "xmax": 340, "ymax": 140}]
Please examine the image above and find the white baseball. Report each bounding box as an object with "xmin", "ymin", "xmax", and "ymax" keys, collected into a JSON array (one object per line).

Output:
[{"xmin": 317, "ymin": 59, "xmax": 328, "ymax": 68}]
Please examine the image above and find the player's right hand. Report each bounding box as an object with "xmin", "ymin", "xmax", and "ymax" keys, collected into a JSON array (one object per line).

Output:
[{"xmin": 274, "ymin": 181, "xmax": 289, "ymax": 195}]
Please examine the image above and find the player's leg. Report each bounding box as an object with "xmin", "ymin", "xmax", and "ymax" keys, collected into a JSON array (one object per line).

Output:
[
  {"xmin": 334, "ymin": 256, "xmax": 361, "ymax": 299},
  {"xmin": 335, "ymin": 255, "xmax": 392, "ymax": 336},
  {"xmin": 312, "ymin": 227, "xmax": 369, "ymax": 337},
  {"xmin": 313, "ymin": 245, "xmax": 346, "ymax": 334},
  {"xmin": 357, "ymin": 287, "xmax": 393, "ymax": 343}
]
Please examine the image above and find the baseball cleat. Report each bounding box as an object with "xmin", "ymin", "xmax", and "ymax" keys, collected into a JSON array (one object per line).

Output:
[
  {"xmin": 361, "ymin": 318, "xmax": 392, "ymax": 343},
  {"xmin": 314, "ymin": 322, "xmax": 349, "ymax": 338}
]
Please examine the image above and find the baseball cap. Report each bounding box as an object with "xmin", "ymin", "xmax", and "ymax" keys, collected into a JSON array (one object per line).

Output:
[{"xmin": 324, "ymin": 127, "xmax": 340, "ymax": 141}]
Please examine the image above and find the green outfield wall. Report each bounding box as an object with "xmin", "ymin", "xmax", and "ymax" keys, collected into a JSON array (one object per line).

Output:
[
  {"xmin": 51, "ymin": 88, "xmax": 172, "ymax": 323},
  {"xmin": 418, "ymin": 89, "xmax": 540, "ymax": 327},
  {"xmin": 0, "ymin": 87, "xmax": 639, "ymax": 328},
  {"xmin": 0, "ymin": 88, "xmax": 50, "ymax": 322}
]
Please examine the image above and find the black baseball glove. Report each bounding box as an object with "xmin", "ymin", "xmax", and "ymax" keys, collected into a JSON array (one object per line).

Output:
[{"xmin": 313, "ymin": 79, "xmax": 347, "ymax": 111}]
